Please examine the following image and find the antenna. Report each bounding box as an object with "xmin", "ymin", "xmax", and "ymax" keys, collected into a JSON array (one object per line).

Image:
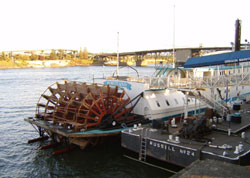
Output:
[
  {"xmin": 172, "ymin": 3, "xmax": 176, "ymax": 68},
  {"xmin": 117, "ymin": 32, "xmax": 120, "ymax": 76}
]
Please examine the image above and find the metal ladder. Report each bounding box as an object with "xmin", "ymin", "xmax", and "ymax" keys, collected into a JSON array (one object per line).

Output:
[{"xmin": 139, "ymin": 129, "xmax": 147, "ymax": 161}]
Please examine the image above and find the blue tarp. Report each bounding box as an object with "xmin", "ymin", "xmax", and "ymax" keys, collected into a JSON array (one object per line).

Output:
[{"xmin": 184, "ymin": 50, "xmax": 250, "ymax": 68}]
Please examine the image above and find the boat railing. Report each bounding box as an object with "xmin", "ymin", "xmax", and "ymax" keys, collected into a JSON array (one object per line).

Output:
[
  {"xmin": 127, "ymin": 71, "xmax": 250, "ymax": 90},
  {"xmin": 146, "ymin": 76, "xmax": 206, "ymax": 89},
  {"xmin": 238, "ymin": 72, "xmax": 250, "ymax": 86},
  {"xmin": 144, "ymin": 77, "xmax": 192, "ymax": 89},
  {"xmin": 165, "ymin": 73, "xmax": 250, "ymax": 89},
  {"xmin": 199, "ymin": 90, "xmax": 229, "ymax": 116}
]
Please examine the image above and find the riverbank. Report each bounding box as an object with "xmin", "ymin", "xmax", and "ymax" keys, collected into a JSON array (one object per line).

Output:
[
  {"xmin": 0, "ymin": 59, "xmax": 157, "ymax": 69},
  {"xmin": 0, "ymin": 59, "xmax": 91, "ymax": 69}
]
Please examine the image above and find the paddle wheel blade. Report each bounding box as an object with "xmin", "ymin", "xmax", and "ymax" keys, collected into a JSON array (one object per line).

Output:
[{"xmin": 36, "ymin": 81, "xmax": 137, "ymax": 131}]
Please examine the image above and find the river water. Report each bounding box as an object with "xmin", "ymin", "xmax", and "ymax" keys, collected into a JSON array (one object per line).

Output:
[{"xmin": 0, "ymin": 66, "xmax": 173, "ymax": 178}]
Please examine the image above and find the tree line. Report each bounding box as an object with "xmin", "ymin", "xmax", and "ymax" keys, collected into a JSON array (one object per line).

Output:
[{"xmin": 0, "ymin": 48, "xmax": 89, "ymax": 61}]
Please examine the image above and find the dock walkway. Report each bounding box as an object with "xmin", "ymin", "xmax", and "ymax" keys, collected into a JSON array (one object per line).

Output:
[{"xmin": 172, "ymin": 159, "xmax": 250, "ymax": 178}]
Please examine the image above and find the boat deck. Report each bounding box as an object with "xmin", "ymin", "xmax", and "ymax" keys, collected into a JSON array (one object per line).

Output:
[
  {"xmin": 217, "ymin": 103, "xmax": 250, "ymax": 133},
  {"xmin": 24, "ymin": 117, "xmax": 125, "ymax": 138}
]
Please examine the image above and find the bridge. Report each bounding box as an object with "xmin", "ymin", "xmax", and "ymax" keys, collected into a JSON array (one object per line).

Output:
[{"xmin": 93, "ymin": 47, "xmax": 232, "ymax": 66}]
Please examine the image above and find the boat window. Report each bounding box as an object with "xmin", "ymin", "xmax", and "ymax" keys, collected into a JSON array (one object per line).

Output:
[
  {"xmin": 156, "ymin": 101, "xmax": 161, "ymax": 107},
  {"xmin": 165, "ymin": 100, "xmax": 170, "ymax": 106},
  {"xmin": 174, "ymin": 98, "xmax": 178, "ymax": 104}
]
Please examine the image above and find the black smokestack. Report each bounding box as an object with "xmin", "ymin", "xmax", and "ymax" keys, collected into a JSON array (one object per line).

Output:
[{"xmin": 235, "ymin": 19, "xmax": 241, "ymax": 51}]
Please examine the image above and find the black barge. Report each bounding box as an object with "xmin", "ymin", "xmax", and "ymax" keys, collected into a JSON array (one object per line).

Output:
[{"xmin": 121, "ymin": 103, "xmax": 250, "ymax": 167}]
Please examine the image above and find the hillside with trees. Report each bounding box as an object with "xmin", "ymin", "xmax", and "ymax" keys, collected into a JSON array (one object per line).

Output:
[{"xmin": 0, "ymin": 48, "xmax": 92, "ymax": 69}]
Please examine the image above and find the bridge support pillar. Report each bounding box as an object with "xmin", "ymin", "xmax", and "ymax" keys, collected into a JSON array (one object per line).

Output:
[
  {"xmin": 176, "ymin": 49, "xmax": 192, "ymax": 67},
  {"xmin": 135, "ymin": 55, "xmax": 143, "ymax": 66}
]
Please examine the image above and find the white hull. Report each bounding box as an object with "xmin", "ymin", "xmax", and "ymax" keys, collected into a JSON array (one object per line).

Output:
[{"xmin": 101, "ymin": 79, "xmax": 205, "ymax": 120}]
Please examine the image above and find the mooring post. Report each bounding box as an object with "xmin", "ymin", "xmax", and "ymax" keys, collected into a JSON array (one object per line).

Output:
[{"xmin": 38, "ymin": 126, "xmax": 44, "ymax": 137}]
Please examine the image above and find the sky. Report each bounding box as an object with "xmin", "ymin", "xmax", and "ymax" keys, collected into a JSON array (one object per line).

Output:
[{"xmin": 0, "ymin": 0, "xmax": 249, "ymax": 53}]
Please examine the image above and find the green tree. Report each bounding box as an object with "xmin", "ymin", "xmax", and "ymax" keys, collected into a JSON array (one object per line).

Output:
[
  {"xmin": 0, "ymin": 52, "xmax": 10, "ymax": 61},
  {"xmin": 30, "ymin": 52, "xmax": 38, "ymax": 60},
  {"xmin": 49, "ymin": 49, "xmax": 57, "ymax": 60},
  {"xmin": 58, "ymin": 49, "xmax": 65, "ymax": 60},
  {"xmin": 22, "ymin": 54, "xmax": 30, "ymax": 60},
  {"xmin": 79, "ymin": 48, "xmax": 84, "ymax": 59},
  {"xmin": 0, "ymin": 52, "xmax": 6, "ymax": 60},
  {"xmin": 83, "ymin": 47, "xmax": 88, "ymax": 59}
]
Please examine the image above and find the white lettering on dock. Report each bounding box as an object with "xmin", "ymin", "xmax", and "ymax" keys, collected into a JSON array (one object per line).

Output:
[
  {"xmin": 180, "ymin": 148, "xmax": 195, "ymax": 156},
  {"xmin": 149, "ymin": 140, "xmax": 195, "ymax": 157}
]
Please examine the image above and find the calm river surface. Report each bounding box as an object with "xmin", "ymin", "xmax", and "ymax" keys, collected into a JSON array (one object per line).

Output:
[{"xmin": 0, "ymin": 66, "xmax": 173, "ymax": 178}]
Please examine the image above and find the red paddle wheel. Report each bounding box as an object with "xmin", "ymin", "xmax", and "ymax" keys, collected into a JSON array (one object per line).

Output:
[{"xmin": 36, "ymin": 81, "xmax": 134, "ymax": 132}]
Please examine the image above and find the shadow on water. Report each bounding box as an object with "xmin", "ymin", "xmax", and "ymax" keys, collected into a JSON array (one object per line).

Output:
[{"xmin": 24, "ymin": 138, "xmax": 173, "ymax": 178}]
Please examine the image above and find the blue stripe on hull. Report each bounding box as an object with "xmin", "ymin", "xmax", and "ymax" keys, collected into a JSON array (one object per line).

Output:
[{"xmin": 159, "ymin": 107, "xmax": 207, "ymax": 121}]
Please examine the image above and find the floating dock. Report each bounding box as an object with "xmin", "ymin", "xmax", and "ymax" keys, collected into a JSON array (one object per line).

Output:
[{"xmin": 121, "ymin": 103, "xmax": 250, "ymax": 167}]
